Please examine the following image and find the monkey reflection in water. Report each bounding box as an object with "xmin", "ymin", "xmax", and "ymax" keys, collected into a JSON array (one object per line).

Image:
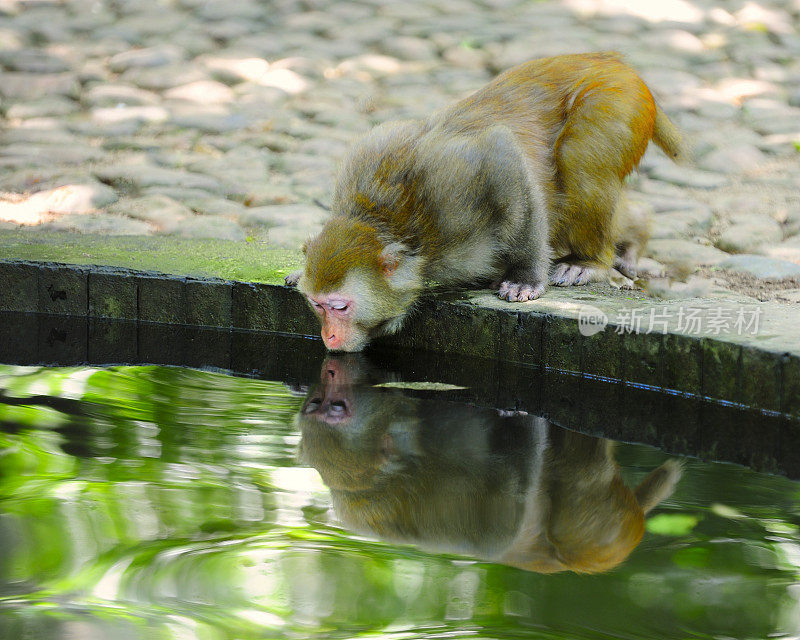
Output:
[{"xmin": 297, "ymin": 355, "xmax": 682, "ymax": 574}]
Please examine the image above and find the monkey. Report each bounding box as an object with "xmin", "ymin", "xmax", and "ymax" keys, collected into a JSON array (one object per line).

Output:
[
  {"xmin": 296, "ymin": 354, "xmax": 683, "ymax": 574},
  {"xmin": 286, "ymin": 52, "xmax": 684, "ymax": 351}
]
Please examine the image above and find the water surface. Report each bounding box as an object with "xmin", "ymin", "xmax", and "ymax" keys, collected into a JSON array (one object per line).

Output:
[{"xmin": 1, "ymin": 358, "xmax": 800, "ymax": 640}]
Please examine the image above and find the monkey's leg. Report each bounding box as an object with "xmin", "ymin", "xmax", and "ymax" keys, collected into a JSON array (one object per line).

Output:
[
  {"xmin": 612, "ymin": 196, "xmax": 652, "ymax": 280},
  {"xmin": 498, "ymin": 237, "xmax": 551, "ymax": 301},
  {"xmin": 552, "ymin": 83, "xmax": 645, "ymax": 287},
  {"xmin": 549, "ymin": 168, "xmax": 621, "ymax": 288},
  {"xmin": 471, "ymin": 126, "xmax": 550, "ymax": 302}
]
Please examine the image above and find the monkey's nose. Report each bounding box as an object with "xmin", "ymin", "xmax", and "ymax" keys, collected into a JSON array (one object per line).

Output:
[{"xmin": 324, "ymin": 333, "xmax": 341, "ymax": 350}]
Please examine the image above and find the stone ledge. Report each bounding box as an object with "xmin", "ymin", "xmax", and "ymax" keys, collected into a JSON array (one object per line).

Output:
[{"xmin": 1, "ymin": 258, "xmax": 798, "ymax": 419}]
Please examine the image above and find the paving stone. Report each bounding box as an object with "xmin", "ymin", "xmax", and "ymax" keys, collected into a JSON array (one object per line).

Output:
[
  {"xmin": 0, "ymin": 142, "xmax": 106, "ymax": 165},
  {"xmin": 36, "ymin": 183, "xmax": 119, "ymax": 214},
  {"xmin": 107, "ymin": 194, "xmax": 191, "ymax": 232},
  {"xmin": 647, "ymin": 239, "xmax": 730, "ymax": 266},
  {"xmin": 648, "ymin": 163, "xmax": 729, "ymax": 189},
  {"xmin": 719, "ymin": 255, "xmax": 800, "ymax": 279},
  {"xmin": 715, "ymin": 215, "xmax": 784, "ymax": 254},
  {"xmin": 762, "ymin": 236, "xmax": 800, "ymax": 264},
  {"xmin": 699, "ymin": 144, "xmax": 768, "ymax": 174},
  {"xmin": 164, "ymin": 80, "xmax": 235, "ymax": 104},
  {"xmin": 5, "ymin": 97, "xmax": 80, "ymax": 119},
  {"xmin": 109, "ymin": 44, "xmax": 186, "ymax": 73},
  {"xmin": 0, "ymin": 72, "xmax": 80, "ymax": 100},
  {"xmin": 83, "ymin": 83, "xmax": 162, "ymax": 107},
  {"xmin": 41, "ymin": 213, "xmax": 153, "ymax": 235},
  {"xmin": 0, "ymin": 48, "xmax": 70, "ymax": 73},
  {"xmin": 236, "ymin": 203, "xmax": 327, "ymax": 228},
  {"xmin": 119, "ymin": 64, "xmax": 208, "ymax": 91},
  {"xmin": 651, "ymin": 209, "xmax": 713, "ymax": 239},
  {"xmin": 94, "ymin": 164, "xmax": 227, "ymax": 193}
]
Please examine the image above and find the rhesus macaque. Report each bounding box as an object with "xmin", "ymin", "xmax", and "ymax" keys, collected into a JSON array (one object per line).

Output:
[
  {"xmin": 296, "ymin": 355, "xmax": 683, "ymax": 574},
  {"xmin": 286, "ymin": 52, "xmax": 684, "ymax": 351}
]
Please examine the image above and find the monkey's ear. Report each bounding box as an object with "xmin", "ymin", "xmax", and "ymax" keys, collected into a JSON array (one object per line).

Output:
[
  {"xmin": 379, "ymin": 242, "xmax": 406, "ymax": 277},
  {"xmin": 301, "ymin": 241, "xmax": 308, "ymax": 255}
]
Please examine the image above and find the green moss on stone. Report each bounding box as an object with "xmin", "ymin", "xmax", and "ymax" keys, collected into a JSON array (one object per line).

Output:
[{"xmin": 0, "ymin": 229, "xmax": 302, "ymax": 284}]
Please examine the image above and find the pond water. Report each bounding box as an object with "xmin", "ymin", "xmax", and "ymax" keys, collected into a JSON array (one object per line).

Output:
[{"xmin": 1, "ymin": 348, "xmax": 800, "ymax": 639}]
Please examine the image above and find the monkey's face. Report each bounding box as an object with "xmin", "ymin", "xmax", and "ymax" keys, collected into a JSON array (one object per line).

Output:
[
  {"xmin": 305, "ymin": 286, "xmax": 371, "ymax": 352},
  {"xmin": 300, "ymin": 268, "xmax": 420, "ymax": 352},
  {"xmin": 298, "ymin": 216, "xmax": 425, "ymax": 351}
]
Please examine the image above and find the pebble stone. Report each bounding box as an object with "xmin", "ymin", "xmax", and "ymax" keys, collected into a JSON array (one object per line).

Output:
[
  {"xmin": 0, "ymin": 0, "xmax": 797, "ymax": 298},
  {"xmin": 719, "ymin": 255, "xmax": 800, "ymax": 279},
  {"xmin": 715, "ymin": 214, "xmax": 785, "ymax": 254}
]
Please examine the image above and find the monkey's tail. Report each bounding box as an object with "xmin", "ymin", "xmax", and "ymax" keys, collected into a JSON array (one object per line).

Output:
[{"xmin": 652, "ymin": 105, "xmax": 686, "ymax": 163}]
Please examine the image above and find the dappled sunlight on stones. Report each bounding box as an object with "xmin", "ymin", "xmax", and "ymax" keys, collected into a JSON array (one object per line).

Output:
[
  {"xmin": 0, "ymin": 184, "xmax": 118, "ymax": 225},
  {"xmin": 164, "ymin": 80, "xmax": 236, "ymax": 104},
  {"xmin": 563, "ymin": 0, "xmax": 704, "ymax": 24}
]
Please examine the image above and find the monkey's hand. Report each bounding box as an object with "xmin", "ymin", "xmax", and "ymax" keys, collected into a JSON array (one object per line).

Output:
[
  {"xmin": 498, "ymin": 279, "xmax": 546, "ymax": 302},
  {"xmin": 284, "ymin": 270, "xmax": 302, "ymax": 287}
]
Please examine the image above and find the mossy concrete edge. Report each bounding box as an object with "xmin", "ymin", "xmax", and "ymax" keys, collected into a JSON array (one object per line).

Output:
[{"xmin": 1, "ymin": 258, "xmax": 798, "ymax": 418}]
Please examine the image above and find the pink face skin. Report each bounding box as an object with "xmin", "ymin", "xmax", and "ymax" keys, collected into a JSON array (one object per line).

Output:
[{"xmin": 307, "ymin": 294, "xmax": 357, "ymax": 350}]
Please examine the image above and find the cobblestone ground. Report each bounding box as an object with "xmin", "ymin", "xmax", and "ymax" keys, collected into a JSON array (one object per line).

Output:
[{"xmin": 1, "ymin": 0, "xmax": 799, "ymax": 300}]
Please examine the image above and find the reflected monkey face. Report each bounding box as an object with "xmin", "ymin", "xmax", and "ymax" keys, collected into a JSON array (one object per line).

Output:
[{"xmin": 300, "ymin": 357, "xmax": 357, "ymax": 425}]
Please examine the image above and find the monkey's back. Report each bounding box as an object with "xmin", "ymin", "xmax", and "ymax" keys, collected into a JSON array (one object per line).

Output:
[
  {"xmin": 433, "ymin": 52, "xmax": 656, "ymax": 164},
  {"xmin": 428, "ymin": 52, "xmax": 659, "ymax": 242}
]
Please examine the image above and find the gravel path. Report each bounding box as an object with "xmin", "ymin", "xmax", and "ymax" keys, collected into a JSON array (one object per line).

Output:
[{"xmin": 1, "ymin": 0, "xmax": 799, "ymax": 299}]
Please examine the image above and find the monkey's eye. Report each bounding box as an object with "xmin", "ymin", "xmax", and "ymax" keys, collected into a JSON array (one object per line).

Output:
[
  {"xmin": 330, "ymin": 302, "xmax": 349, "ymax": 312},
  {"xmin": 309, "ymin": 300, "xmax": 322, "ymax": 310}
]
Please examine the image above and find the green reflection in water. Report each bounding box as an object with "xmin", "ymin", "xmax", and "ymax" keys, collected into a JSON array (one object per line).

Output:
[{"xmin": 0, "ymin": 364, "xmax": 799, "ymax": 640}]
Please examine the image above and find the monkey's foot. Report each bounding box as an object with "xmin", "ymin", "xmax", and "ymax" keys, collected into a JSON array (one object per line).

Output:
[
  {"xmin": 284, "ymin": 270, "xmax": 302, "ymax": 286},
  {"xmin": 608, "ymin": 269, "xmax": 635, "ymax": 290},
  {"xmin": 549, "ymin": 263, "xmax": 600, "ymax": 286},
  {"xmin": 498, "ymin": 281, "xmax": 545, "ymax": 302},
  {"xmin": 613, "ymin": 256, "xmax": 637, "ymax": 279}
]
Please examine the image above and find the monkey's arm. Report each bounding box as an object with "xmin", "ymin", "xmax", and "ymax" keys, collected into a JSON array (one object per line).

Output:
[{"xmin": 477, "ymin": 126, "xmax": 552, "ymax": 302}]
